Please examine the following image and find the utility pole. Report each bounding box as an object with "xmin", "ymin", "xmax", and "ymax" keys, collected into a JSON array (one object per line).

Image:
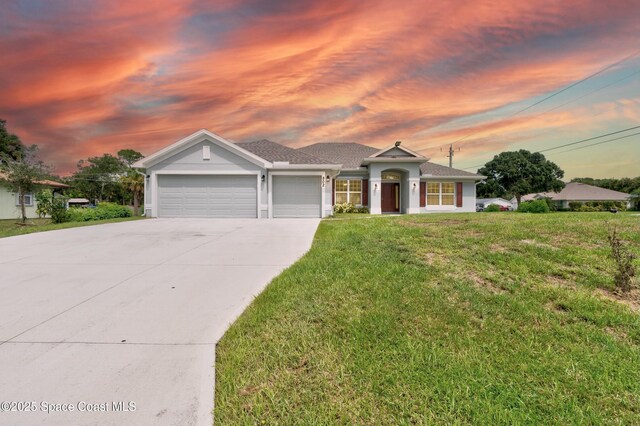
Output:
[{"xmin": 441, "ymin": 144, "xmax": 459, "ymax": 167}]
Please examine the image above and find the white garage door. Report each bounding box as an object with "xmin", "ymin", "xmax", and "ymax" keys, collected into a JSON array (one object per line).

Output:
[
  {"xmin": 158, "ymin": 175, "xmax": 257, "ymax": 218},
  {"xmin": 273, "ymin": 176, "xmax": 321, "ymax": 218}
]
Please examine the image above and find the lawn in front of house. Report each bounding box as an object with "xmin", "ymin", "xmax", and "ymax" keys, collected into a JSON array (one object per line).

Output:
[
  {"xmin": 215, "ymin": 212, "xmax": 640, "ymax": 424},
  {"xmin": 0, "ymin": 216, "xmax": 146, "ymax": 239}
]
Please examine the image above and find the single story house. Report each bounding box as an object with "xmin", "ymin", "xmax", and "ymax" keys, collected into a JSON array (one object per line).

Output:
[
  {"xmin": 0, "ymin": 172, "xmax": 69, "ymax": 220},
  {"xmin": 476, "ymin": 197, "xmax": 515, "ymax": 210},
  {"xmin": 133, "ymin": 129, "xmax": 484, "ymax": 218},
  {"xmin": 515, "ymin": 182, "xmax": 632, "ymax": 209}
]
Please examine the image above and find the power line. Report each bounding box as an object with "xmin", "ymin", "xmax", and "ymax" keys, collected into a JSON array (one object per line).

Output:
[
  {"xmin": 425, "ymin": 49, "xmax": 640, "ymax": 152},
  {"xmin": 538, "ymin": 125, "xmax": 640, "ymax": 153},
  {"xmin": 548, "ymin": 131, "xmax": 640, "ymax": 156},
  {"xmin": 461, "ymin": 125, "xmax": 640, "ymax": 170}
]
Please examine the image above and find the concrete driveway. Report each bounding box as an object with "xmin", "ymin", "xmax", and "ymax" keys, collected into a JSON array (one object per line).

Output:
[{"xmin": 0, "ymin": 218, "xmax": 319, "ymax": 425}]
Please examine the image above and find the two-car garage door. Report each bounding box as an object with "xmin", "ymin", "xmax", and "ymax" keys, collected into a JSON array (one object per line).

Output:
[
  {"xmin": 156, "ymin": 174, "xmax": 322, "ymax": 218},
  {"xmin": 158, "ymin": 175, "xmax": 257, "ymax": 218}
]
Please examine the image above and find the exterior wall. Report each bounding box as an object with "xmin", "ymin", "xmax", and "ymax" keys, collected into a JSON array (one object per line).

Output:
[
  {"xmin": 0, "ymin": 187, "xmax": 39, "ymax": 220},
  {"xmin": 368, "ymin": 162, "xmax": 421, "ymax": 214},
  {"xmin": 420, "ymin": 180, "xmax": 476, "ymax": 213},
  {"xmin": 378, "ymin": 147, "xmax": 413, "ymax": 157},
  {"xmin": 145, "ymin": 140, "xmax": 266, "ymax": 218}
]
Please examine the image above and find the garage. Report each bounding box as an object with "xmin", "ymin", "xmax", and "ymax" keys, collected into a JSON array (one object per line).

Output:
[
  {"xmin": 157, "ymin": 175, "xmax": 257, "ymax": 218},
  {"xmin": 272, "ymin": 176, "xmax": 322, "ymax": 218}
]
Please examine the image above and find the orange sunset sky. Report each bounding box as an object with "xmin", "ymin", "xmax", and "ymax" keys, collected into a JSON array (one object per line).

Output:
[{"xmin": 1, "ymin": 0, "xmax": 639, "ymax": 177}]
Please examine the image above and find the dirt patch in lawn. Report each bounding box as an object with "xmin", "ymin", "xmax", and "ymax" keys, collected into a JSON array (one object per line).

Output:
[
  {"xmin": 520, "ymin": 239, "xmax": 559, "ymax": 251},
  {"xmin": 595, "ymin": 288, "xmax": 640, "ymax": 312},
  {"xmin": 468, "ymin": 271, "xmax": 506, "ymax": 294}
]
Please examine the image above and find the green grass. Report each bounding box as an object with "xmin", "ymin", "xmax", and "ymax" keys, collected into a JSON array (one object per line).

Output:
[
  {"xmin": 215, "ymin": 212, "xmax": 640, "ymax": 424},
  {"xmin": 0, "ymin": 216, "xmax": 146, "ymax": 239}
]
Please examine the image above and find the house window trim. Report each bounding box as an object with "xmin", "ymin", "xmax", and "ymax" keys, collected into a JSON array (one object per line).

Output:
[
  {"xmin": 15, "ymin": 192, "xmax": 34, "ymax": 207},
  {"xmin": 425, "ymin": 182, "xmax": 456, "ymax": 207},
  {"xmin": 334, "ymin": 178, "xmax": 363, "ymax": 206}
]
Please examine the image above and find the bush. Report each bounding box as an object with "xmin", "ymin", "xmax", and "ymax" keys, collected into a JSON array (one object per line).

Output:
[
  {"xmin": 67, "ymin": 202, "xmax": 132, "ymax": 222},
  {"xmin": 569, "ymin": 201, "xmax": 627, "ymax": 212},
  {"xmin": 608, "ymin": 227, "xmax": 637, "ymax": 292},
  {"xmin": 334, "ymin": 203, "xmax": 368, "ymax": 214},
  {"xmin": 518, "ymin": 200, "xmax": 550, "ymax": 213},
  {"xmin": 484, "ymin": 204, "xmax": 501, "ymax": 212},
  {"xmin": 35, "ymin": 190, "xmax": 69, "ymax": 223}
]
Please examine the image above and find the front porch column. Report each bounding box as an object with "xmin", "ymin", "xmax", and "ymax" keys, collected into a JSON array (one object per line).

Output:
[
  {"xmin": 407, "ymin": 177, "xmax": 421, "ymax": 214},
  {"xmin": 369, "ymin": 177, "xmax": 382, "ymax": 214}
]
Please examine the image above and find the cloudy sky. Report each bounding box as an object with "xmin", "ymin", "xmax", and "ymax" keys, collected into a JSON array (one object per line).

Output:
[{"xmin": 1, "ymin": 0, "xmax": 639, "ymax": 177}]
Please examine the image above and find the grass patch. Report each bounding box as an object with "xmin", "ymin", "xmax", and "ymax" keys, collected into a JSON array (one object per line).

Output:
[
  {"xmin": 215, "ymin": 212, "xmax": 640, "ymax": 424},
  {"xmin": 0, "ymin": 216, "xmax": 145, "ymax": 239}
]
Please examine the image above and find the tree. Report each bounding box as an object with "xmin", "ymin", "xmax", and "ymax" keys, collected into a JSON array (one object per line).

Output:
[
  {"xmin": 119, "ymin": 171, "xmax": 144, "ymax": 215},
  {"xmin": 117, "ymin": 149, "xmax": 144, "ymax": 167},
  {"xmin": 71, "ymin": 154, "xmax": 127, "ymax": 203},
  {"xmin": 0, "ymin": 145, "xmax": 50, "ymax": 222},
  {"xmin": 0, "ymin": 119, "xmax": 25, "ymax": 161},
  {"xmin": 477, "ymin": 150, "xmax": 565, "ymax": 203}
]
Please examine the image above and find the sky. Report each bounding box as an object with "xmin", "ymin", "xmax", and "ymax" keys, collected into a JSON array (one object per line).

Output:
[{"xmin": 1, "ymin": 0, "xmax": 639, "ymax": 178}]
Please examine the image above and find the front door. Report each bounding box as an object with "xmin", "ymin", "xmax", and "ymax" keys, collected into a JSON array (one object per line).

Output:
[{"xmin": 381, "ymin": 182, "xmax": 400, "ymax": 213}]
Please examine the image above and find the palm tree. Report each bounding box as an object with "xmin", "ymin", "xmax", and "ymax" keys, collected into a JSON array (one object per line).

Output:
[{"xmin": 119, "ymin": 172, "xmax": 144, "ymax": 216}]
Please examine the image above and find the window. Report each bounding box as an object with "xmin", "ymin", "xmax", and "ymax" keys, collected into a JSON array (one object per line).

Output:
[
  {"xmin": 15, "ymin": 193, "xmax": 34, "ymax": 206},
  {"xmin": 382, "ymin": 173, "xmax": 400, "ymax": 180},
  {"xmin": 427, "ymin": 183, "xmax": 440, "ymax": 205},
  {"xmin": 426, "ymin": 183, "xmax": 455, "ymax": 206},
  {"xmin": 441, "ymin": 183, "xmax": 455, "ymax": 205},
  {"xmin": 335, "ymin": 179, "xmax": 362, "ymax": 205}
]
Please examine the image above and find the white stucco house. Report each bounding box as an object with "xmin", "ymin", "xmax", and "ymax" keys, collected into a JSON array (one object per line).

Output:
[
  {"xmin": 133, "ymin": 129, "xmax": 484, "ymax": 218},
  {"xmin": 0, "ymin": 172, "xmax": 69, "ymax": 220},
  {"xmin": 515, "ymin": 182, "xmax": 632, "ymax": 210}
]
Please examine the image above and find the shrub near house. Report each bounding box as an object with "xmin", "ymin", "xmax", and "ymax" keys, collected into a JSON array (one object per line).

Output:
[
  {"xmin": 66, "ymin": 203, "xmax": 132, "ymax": 222},
  {"xmin": 518, "ymin": 200, "xmax": 550, "ymax": 213}
]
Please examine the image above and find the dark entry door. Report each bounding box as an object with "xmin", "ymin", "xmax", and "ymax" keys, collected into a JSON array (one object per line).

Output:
[{"xmin": 381, "ymin": 182, "xmax": 400, "ymax": 213}]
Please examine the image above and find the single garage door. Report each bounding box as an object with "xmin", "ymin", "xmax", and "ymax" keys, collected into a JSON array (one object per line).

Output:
[
  {"xmin": 158, "ymin": 175, "xmax": 257, "ymax": 218},
  {"xmin": 273, "ymin": 176, "xmax": 321, "ymax": 218}
]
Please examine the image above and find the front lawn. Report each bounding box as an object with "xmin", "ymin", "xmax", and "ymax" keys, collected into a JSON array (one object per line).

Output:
[
  {"xmin": 215, "ymin": 212, "xmax": 640, "ymax": 424},
  {"xmin": 0, "ymin": 216, "xmax": 145, "ymax": 239}
]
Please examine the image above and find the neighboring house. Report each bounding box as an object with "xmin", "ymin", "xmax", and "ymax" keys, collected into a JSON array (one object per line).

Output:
[
  {"xmin": 515, "ymin": 182, "xmax": 632, "ymax": 209},
  {"xmin": 476, "ymin": 198, "xmax": 514, "ymax": 210},
  {"xmin": 67, "ymin": 198, "xmax": 91, "ymax": 208},
  {"xmin": 0, "ymin": 173, "xmax": 69, "ymax": 220},
  {"xmin": 133, "ymin": 129, "xmax": 484, "ymax": 218}
]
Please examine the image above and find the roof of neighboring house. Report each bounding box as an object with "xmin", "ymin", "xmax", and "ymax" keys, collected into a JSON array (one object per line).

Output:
[
  {"xmin": 236, "ymin": 140, "xmax": 333, "ymax": 165},
  {"xmin": 477, "ymin": 198, "xmax": 512, "ymax": 205},
  {"xmin": 0, "ymin": 172, "xmax": 69, "ymax": 188},
  {"xmin": 521, "ymin": 182, "xmax": 630, "ymax": 202},
  {"xmin": 520, "ymin": 192, "xmax": 555, "ymax": 202},
  {"xmin": 419, "ymin": 162, "xmax": 484, "ymax": 178},
  {"xmin": 552, "ymin": 182, "xmax": 630, "ymax": 201},
  {"xmin": 297, "ymin": 142, "xmax": 378, "ymax": 169}
]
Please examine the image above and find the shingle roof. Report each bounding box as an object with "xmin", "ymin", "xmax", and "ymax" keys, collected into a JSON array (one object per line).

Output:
[
  {"xmin": 0, "ymin": 171, "xmax": 69, "ymax": 188},
  {"xmin": 552, "ymin": 182, "xmax": 630, "ymax": 201},
  {"xmin": 236, "ymin": 140, "xmax": 331, "ymax": 165},
  {"xmin": 521, "ymin": 182, "xmax": 631, "ymax": 202},
  {"xmin": 297, "ymin": 142, "xmax": 378, "ymax": 169},
  {"xmin": 419, "ymin": 162, "xmax": 483, "ymax": 178}
]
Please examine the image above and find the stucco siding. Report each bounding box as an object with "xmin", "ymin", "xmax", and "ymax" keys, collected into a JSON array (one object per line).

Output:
[
  {"xmin": 150, "ymin": 141, "xmax": 259, "ymax": 172},
  {"xmin": 0, "ymin": 187, "xmax": 39, "ymax": 220}
]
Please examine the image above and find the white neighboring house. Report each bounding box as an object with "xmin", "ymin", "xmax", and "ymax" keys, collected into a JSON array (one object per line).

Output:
[
  {"xmin": 0, "ymin": 172, "xmax": 69, "ymax": 220},
  {"xmin": 133, "ymin": 129, "xmax": 485, "ymax": 218},
  {"xmin": 476, "ymin": 198, "xmax": 514, "ymax": 210}
]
